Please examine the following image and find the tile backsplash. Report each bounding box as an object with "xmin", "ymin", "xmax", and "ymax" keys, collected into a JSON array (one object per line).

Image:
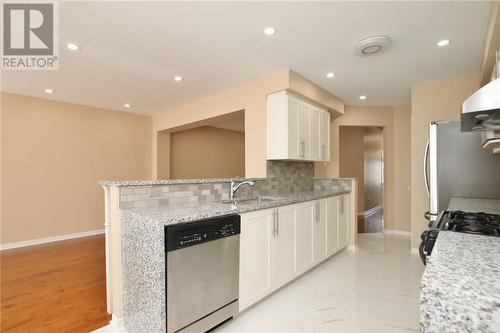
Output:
[{"xmin": 120, "ymin": 161, "xmax": 349, "ymax": 209}]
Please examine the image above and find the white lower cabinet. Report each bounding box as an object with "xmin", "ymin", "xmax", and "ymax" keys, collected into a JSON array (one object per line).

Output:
[
  {"xmin": 271, "ymin": 206, "xmax": 297, "ymax": 288},
  {"xmin": 239, "ymin": 209, "xmax": 273, "ymax": 311},
  {"xmin": 239, "ymin": 195, "xmax": 350, "ymax": 312},
  {"xmin": 338, "ymin": 195, "xmax": 349, "ymax": 249},
  {"xmin": 313, "ymin": 199, "xmax": 327, "ymax": 264},
  {"xmin": 326, "ymin": 197, "xmax": 339, "ymax": 256},
  {"xmin": 295, "ymin": 201, "xmax": 314, "ymax": 274}
]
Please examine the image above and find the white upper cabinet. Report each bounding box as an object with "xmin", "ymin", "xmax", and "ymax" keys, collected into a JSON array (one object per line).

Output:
[{"xmin": 267, "ymin": 90, "xmax": 330, "ymax": 161}]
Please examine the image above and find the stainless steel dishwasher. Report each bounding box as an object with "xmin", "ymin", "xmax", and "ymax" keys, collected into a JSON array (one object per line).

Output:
[{"xmin": 165, "ymin": 215, "xmax": 240, "ymax": 333}]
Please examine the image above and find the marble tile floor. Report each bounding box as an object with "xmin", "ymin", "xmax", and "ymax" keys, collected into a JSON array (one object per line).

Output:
[
  {"xmin": 214, "ymin": 233, "xmax": 423, "ymax": 333},
  {"xmin": 94, "ymin": 233, "xmax": 424, "ymax": 333}
]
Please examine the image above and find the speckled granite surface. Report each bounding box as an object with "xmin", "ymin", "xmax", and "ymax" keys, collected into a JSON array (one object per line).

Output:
[
  {"xmin": 99, "ymin": 177, "xmax": 264, "ymax": 187},
  {"xmin": 447, "ymin": 197, "xmax": 500, "ymax": 215},
  {"xmin": 420, "ymin": 232, "xmax": 500, "ymax": 333},
  {"xmin": 121, "ymin": 188, "xmax": 351, "ymax": 333}
]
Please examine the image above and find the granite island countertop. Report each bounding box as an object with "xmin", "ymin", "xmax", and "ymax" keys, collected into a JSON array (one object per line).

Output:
[
  {"xmin": 420, "ymin": 231, "xmax": 500, "ymax": 333},
  {"xmin": 121, "ymin": 189, "xmax": 351, "ymax": 226},
  {"xmin": 120, "ymin": 188, "xmax": 351, "ymax": 333}
]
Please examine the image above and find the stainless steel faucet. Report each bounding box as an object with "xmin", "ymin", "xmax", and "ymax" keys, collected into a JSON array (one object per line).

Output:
[{"xmin": 230, "ymin": 180, "xmax": 255, "ymax": 200}]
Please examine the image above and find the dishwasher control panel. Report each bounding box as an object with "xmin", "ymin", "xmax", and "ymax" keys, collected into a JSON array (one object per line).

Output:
[{"xmin": 165, "ymin": 215, "xmax": 240, "ymax": 252}]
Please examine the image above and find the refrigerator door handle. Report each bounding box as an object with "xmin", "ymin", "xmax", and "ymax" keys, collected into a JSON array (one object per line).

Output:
[{"xmin": 424, "ymin": 139, "xmax": 430, "ymax": 197}]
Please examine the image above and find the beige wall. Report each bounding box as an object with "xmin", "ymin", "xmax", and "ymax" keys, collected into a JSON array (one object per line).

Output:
[
  {"xmin": 339, "ymin": 126, "xmax": 365, "ymax": 213},
  {"xmin": 1, "ymin": 93, "xmax": 153, "ymax": 243},
  {"xmin": 153, "ymin": 69, "xmax": 344, "ymax": 179},
  {"xmin": 318, "ymin": 105, "xmax": 412, "ymax": 233},
  {"xmin": 363, "ymin": 127, "xmax": 383, "ymax": 211},
  {"xmin": 410, "ymin": 72, "xmax": 479, "ymax": 248},
  {"xmin": 170, "ymin": 126, "xmax": 245, "ymax": 179},
  {"xmin": 392, "ymin": 105, "xmax": 412, "ymax": 232}
]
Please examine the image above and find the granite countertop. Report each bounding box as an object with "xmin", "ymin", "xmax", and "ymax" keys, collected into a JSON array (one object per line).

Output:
[
  {"xmin": 420, "ymin": 231, "xmax": 500, "ymax": 333},
  {"xmin": 99, "ymin": 177, "xmax": 266, "ymax": 187},
  {"xmin": 447, "ymin": 197, "xmax": 500, "ymax": 215},
  {"xmin": 122, "ymin": 189, "xmax": 350, "ymax": 226}
]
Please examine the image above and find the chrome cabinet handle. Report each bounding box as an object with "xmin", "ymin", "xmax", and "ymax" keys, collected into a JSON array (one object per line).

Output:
[
  {"xmin": 276, "ymin": 210, "xmax": 279, "ymax": 236},
  {"xmin": 299, "ymin": 140, "xmax": 306, "ymax": 157},
  {"xmin": 272, "ymin": 209, "xmax": 277, "ymax": 237},
  {"xmin": 424, "ymin": 139, "xmax": 430, "ymax": 197}
]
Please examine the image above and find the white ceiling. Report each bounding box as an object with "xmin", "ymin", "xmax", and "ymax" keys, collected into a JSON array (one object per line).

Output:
[{"xmin": 1, "ymin": 1, "xmax": 492, "ymax": 115}]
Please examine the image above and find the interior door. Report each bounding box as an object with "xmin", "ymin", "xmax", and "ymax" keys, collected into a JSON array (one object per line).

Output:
[
  {"xmin": 326, "ymin": 197, "xmax": 338, "ymax": 256},
  {"xmin": 295, "ymin": 202, "xmax": 313, "ymax": 274},
  {"xmin": 271, "ymin": 206, "xmax": 296, "ymax": 288},
  {"xmin": 313, "ymin": 199, "xmax": 327, "ymax": 263},
  {"xmin": 239, "ymin": 210, "xmax": 272, "ymax": 311}
]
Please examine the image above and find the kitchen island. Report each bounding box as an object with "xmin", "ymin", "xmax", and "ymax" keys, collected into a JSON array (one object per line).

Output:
[
  {"xmin": 420, "ymin": 197, "xmax": 500, "ymax": 333},
  {"xmin": 121, "ymin": 188, "xmax": 352, "ymax": 333}
]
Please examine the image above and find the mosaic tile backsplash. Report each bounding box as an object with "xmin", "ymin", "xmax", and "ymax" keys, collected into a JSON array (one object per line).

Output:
[{"xmin": 120, "ymin": 161, "xmax": 350, "ymax": 209}]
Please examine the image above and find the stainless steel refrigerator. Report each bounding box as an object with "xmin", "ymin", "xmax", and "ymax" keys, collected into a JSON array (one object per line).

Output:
[{"xmin": 424, "ymin": 121, "xmax": 500, "ymax": 222}]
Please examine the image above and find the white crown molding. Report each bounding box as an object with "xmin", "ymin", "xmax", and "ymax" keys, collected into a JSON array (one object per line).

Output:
[{"xmin": 0, "ymin": 229, "xmax": 104, "ymax": 251}]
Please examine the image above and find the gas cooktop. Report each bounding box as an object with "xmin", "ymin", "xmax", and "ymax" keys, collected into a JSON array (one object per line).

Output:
[{"xmin": 439, "ymin": 211, "xmax": 500, "ymax": 237}]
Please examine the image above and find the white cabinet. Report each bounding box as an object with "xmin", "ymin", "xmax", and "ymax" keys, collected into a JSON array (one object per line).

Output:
[
  {"xmin": 313, "ymin": 199, "xmax": 327, "ymax": 263},
  {"xmin": 239, "ymin": 194, "xmax": 350, "ymax": 312},
  {"xmin": 326, "ymin": 197, "xmax": 339, "ymax": 256},
  {"xmin": 309, "ymin": 107, "xmax": 321, "ymax": 161},
  {"xmin": 271, "ymin": 206, "xmax": 296, "ymax": 288},
  {"xmin": 295, "ymin": 201, "xmax": 314, "ymax": 274},
  {"xmin": 239, "ymin": 209, "xmax": 273, "ymax": 311},
  {"xmin": 267, "ymin": 90, "xmax": 330, "ymax": 162},
  {"xmin": 338, "ymin": 196, "xmax": 349, "ymax": 249},
  {"xmin": 320, "ymin": 111, "xmax": 331, "ymax": 161}
]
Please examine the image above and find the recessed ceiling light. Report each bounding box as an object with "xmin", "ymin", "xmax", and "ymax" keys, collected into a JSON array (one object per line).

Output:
[
  {"xmin": 44, "ymin": 88, "xmax": 54, "ymax": 94},
  {"xmin": 436, "ymin": 39, "xmax": 450, "ymax": 47},
  {"xmin": 326, "ymin": 72, "xmax": 335, "ymax": 78},
  {"xmin": 124, "ymin": 103, "xmax": 131, "ymax": 108},
  {"xmin": 263, "ymin": 27, "xmax": 276, "ymax": 36},
  {"xmin": 359, "ymin": 95, "xmax": 367, "ymax": 100},
  {"xmin": 174, "ymin": 75, "xmax": 183, "ymax": 82},
  {"xmin": 66, "ymin": 42, "xmax": 80, "ymax": 51}
]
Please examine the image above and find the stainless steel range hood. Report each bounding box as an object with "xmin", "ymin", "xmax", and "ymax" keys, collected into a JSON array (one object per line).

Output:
[{"xmin": 461, "ymin": 78, "xmax": 500, "ymax": 132}]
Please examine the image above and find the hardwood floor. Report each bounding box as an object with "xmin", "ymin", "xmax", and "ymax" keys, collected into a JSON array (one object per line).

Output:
[{"xmin": 1, "ymin": 235, "xmax": 110, "ymax": 332}]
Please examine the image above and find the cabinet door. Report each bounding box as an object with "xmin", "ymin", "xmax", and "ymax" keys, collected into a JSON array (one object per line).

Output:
[
  {"xmin": 313, "ymin": 199, "xmax": 327, "ymax": 263},
  {"xmin": 326, "ymin": 197, "xmax": 339, "ymax": 256},
  {"xmin": 338, "ymin": 196, "xmax": 349, "ymax": 249},
  {"xmin": 320, "ymin": 111, "xmax": 330, "ymax": 161},
  {"xmin": 287, "ymin": 96, "xmax": 300, "ymax": 160},
  {"xmin": 239, "ymin": 210, "xmax": 273, "ymax": 311},
  {"xmin": 295, "ymin": 202, "xmax": 314, "ymax": 274},
  {"xmin": 297, "ymin": 103, "xmax": 310, "ymax": 160},
  {"xmin": 271, "ymin": 206, "xmax": 296, "ymax": 288},
  {"xmin": 309, "ymin": 107, "xmax": 321, "ymax": 161}
]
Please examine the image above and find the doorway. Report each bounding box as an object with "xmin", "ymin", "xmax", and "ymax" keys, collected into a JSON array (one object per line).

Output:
[{"xmin": 339, "ymin": 126, "xmax": 384, "ymax": 233}]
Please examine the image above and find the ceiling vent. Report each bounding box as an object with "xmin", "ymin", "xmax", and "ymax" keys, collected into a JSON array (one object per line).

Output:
[{"xmin": 355, "ymin": 36, "xmax": 392, "ymax": 56}]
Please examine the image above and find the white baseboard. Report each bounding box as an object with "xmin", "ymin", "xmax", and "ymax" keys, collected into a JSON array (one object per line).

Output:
[
  {"xmin": 410, "ymin": 248, "xmax": 420, "ymax": 255},
  {"xmin": 0, "ymin": 229, "xmax": 105, "ymax": 250},
  {"xmin": 346, "ymin": 244, "xmax": 358, "ymax": 252},
  {"xmin": 92, "ymin": 316, "xmax": 125, "ymax": 333},
  {"xmin": 384, "ymin": 229, "xmax": 411, "ymax": 237}
]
